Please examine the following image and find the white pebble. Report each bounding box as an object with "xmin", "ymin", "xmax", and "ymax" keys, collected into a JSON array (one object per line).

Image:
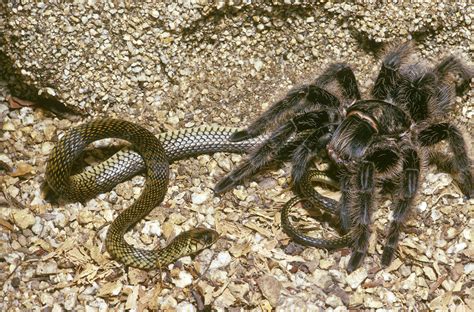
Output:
[
  {"xmin": 191, "ymin": 191, "xmax": 209, "ymax": 205},
  {"xmin": 346, "ymin": 268, "xmax": 368, "ymax": 289},
  {"xmin": 31, "ymin": 217, "xmax": 43, "ymax": 235},
  {"xmin": 431, "ymin": 208, "xmax": 441, "ymax": 221},
  {"xmin": 172, "ymin": 271, "xmax": 193, "ymax": 288},
  {"xmin": 417, "ymin": 201, "xmax": 427, "ymax": 212},
  {"xmin": 386, "ymin": 291, "xmax": 397, "ymax": 304},
  {"xmin": 447, "ymin": 242, "xmax": 467, "ymax": 254},
  {"xmin": 209, "ymin": 251, "xmax": 232, "ymax": 270},
  {"xmin": 176, "ymin": 302, "xmax": 196, "ymax": 312},
  {"xmin": 141, "ymin": 220, "xmax": 161, "ymax": 236},
  {"xmin": 254, "ymin": 59, "xmax": 263, "ymax": 71},
  {"xmin": 464, "ymin": 263, "xmax": 474, "ymax": 274}
]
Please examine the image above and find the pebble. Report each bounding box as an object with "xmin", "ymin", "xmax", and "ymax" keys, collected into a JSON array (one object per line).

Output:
[
  {"xmin": 41, "ymin": 142, "xmax": 55, "ymax": 154},
  {"xmin": 215, "ymin": 289, "xmax": 237, "ymax": 308},
  {"xmin": 254, "ymin": 59, "xmax": 263, "ymax": 71},
  {"xmin": 346, "ymin": 268, "xmax": 368, "ymax": 289},
  {"xmin": 365, "ymin": 296, "xmax": 384, "ymax": 309},
  {"xmin": 64, "ymin": 292, "xmax": 78, "ymax": 310},
  {"xmin": 36, "ymin": 261, "xmax": 58, "ymax": 275},
  {"xmin": 12, "ymin": 209, "xmax": 36, "ymax": 229},
  {"xmin": 325, "ymin": 294, "xmax": 343, "ymax": 308},
  {"xmin": 141, "ymin": 220, "xmax": 161, "ymax": 236},
  {"xmin": 172, "ymin": 271, "xmax": 193, "ymax": 288},
  {"xmin": 97, "ymin": 281, "xmax": 123, "ymax": 297},
  {"xmin": 52, "ymin": 304, "xmax": 63, "ymax": 312},
  {"xmin": 431, "ymin": 208, "xmax": 442, "ymax": 222},
  {"xmin": 233, "ymin": 188, "xmax": 248, "ymax": 201},
  {"xmin": 401, "ymin": 272, "xmax": 417, "ymax": 290},
  {"xmin": 176, "ymin": 302, "xmax": 196, "ymax": 312},
  {"xmin": 319, "ymin": 258, "xmax": 335, "ymax": 269},
  {"xmin": 417, "ymin": 201, "xmax": 427, "ymax": 212},
  {"xmin": 228, "ymin": 281, "xmax": 250, "ymax": 299},
  {"xmin": 258, "ymin": 177, "xmax": 277, "ymax": 190},
  {"xmin": 257, "ymin": 275, "xmax": 282, "ymax": 307},
  {"xmin": 191, "ymin": 191, "xmax": 209, "ymax": 205},
  {"xmin": 464, "ymin": 263, "xmax": 474, "ymax": 274},
  {"xmin": 209, "ymin": 251, "xmax": 232, "ymax": 270},
  {"xmin": 53, "ymin": 212, "xmax": 68, "ymax": 228},
  {"xmin": 423, "ymin": 267, "xmax": 437, "ymax": 280},
  {"xmin": 77, "ymin": 210, "xmax": 95, "ymax": 225},
  {"xmin": 312, "ymin": 269, "xmax": 332, "ymax": 289},
  {"xmin": 31, "ymin": 217, "xmax": 44, "ymax": 235},
  {"xmin": 159, "ymin": 296, "xmax": 178, "ymax": 310},
  {"xmin": 386, "ymin": 291, "xmax": 397, "ymax": 304},
  {"xmin": 447, "ymin": 242, "xmax": 467, "ymax": 254},
  {"xmin": 208, "ymin": 269, "xmax": 228, "ymax": 284}
]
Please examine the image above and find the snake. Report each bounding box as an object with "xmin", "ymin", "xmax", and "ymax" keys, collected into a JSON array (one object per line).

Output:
[
  {"xmin": 281, "ymin": 169, "xmax": 353, "ymax": 248},
  {"xmin": 45, "ymin": 119, "xmax": 266, "ymax": 269}
]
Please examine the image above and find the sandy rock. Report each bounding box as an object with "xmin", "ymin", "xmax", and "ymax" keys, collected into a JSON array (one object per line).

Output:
[
  {"xmin": 12, "ymin": 209, "xmax": 36, "ymax": 229},
  {"xmin": 257, "ymin": 275, "xmax": 282, "ymax": 307}
]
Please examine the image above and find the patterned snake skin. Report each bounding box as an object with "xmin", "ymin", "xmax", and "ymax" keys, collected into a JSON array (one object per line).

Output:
[{"xmin": 45, "ymin": 119, "xmax": 265, "ymax": 269}]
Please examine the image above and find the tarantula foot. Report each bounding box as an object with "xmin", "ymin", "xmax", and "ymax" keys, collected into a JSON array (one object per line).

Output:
[
  {"xmin": 464, "ymin": 185, "xmax": 473, "ymax": 200},
  {"xmin": 462, "ymin": 186, "xmax": 473, "ymax": 200},
  {"xmin": 456, "ymin": 176, "xmax": 473, "ymax": 199},
  {"xmin": 229, "ymin": 130, "xmax": 252, "ymax": 142},
  {"xmin": 347, "ymin": 251, "xmax": 366, "ymax": 273},
  {"xmin": 381, "ymin": 246, "xmax": 396, "ymax": 267},
  {"xmin": 463, "ymin": 190, "xmax": 473, "ymax": 200},
  {"xmin": 214, "ymin": 176, "xmax": 237, "ymax": 194}
]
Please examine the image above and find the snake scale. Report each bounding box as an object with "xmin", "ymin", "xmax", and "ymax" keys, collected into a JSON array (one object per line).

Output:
[{"xmin": 46, "ymin": 118, "xmax": 351, "ymax": 270}]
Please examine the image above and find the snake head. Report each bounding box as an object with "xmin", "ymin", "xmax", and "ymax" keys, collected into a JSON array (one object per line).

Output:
[{"xmin": 186, "ymin": 228, "xmax": 219, "ymax": 255}]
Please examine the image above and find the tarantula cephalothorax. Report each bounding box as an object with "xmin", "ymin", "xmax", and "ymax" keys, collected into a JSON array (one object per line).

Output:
[{"xmin": 214, "ymin": 42, "xmax": 473, "ymax": 272}]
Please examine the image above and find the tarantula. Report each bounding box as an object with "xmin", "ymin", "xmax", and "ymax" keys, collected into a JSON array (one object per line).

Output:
[{"xmin": 214, "ymin": 42, "xmax": 473, "ymax": 272}]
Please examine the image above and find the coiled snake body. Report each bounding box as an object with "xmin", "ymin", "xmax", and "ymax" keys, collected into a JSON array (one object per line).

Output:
[
  {"xmin": 46, "ymin": 119, "xmax": 351, "ymax": 270},
  {"xmin": 282, "ymin": 170, "xmax": 353, "ymax": 249}
]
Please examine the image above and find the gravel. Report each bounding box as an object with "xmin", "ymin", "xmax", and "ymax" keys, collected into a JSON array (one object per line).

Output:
[{"xmin": 1, "ymin": 2, "xmax": 473, "ymax": 311}]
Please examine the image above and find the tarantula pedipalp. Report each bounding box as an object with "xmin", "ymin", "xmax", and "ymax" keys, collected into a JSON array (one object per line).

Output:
[{"xmin": 214, "ymin": 42, "xmax": 473, "ymax": 272}]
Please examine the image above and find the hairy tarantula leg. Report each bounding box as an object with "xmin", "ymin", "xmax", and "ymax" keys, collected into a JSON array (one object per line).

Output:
[
  {"xmin": 291, "ymin": 131, "xmax": 331, "ymax": 184},
  {"xmin": 347, "ymin": 161, "xmax": 376, "ymax": 273},
  {"xmin": 215, "ymin": 112, "xmax": 330, "ymax": 194},
  {"xmin": 281, "ymin": 197, "xmax": 353, "ymax": 249},
  {"xmin": 419, "ymin": 123, "xmax": 473, "ymax": 198},
  {"xmin": 434, "ymin": 56, "xmax": 474, "ymax": 95},
  {"xmin": 372, "ymin": 42, "xmax": 413, "ymax": 100},
  {"xmin": 338, "ymin": 172, "xmax": 352, "ymax": 234},
  {"xmin": 382, "ymin": 148, "xmax": 420, "ymax": 267},
  {"xmin": 314, "ymin": 63, "xmax": 361, "ymax": 103},
  {"xmin": 272, "ymin": 135, "xmax": 307, "ymax": 162},
  {"xmin": 397, "ymin": 71, "xmax": 437, "ymax": 122},
  {"xmin": 230, "ymin": 86, "xmax": 340, "ymax": 142}
]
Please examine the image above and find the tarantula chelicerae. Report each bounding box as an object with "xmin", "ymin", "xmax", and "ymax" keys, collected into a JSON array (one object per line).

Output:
[{"xmin": 214, "ymin": 42, "xmax": 473, "ymax": 272}]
